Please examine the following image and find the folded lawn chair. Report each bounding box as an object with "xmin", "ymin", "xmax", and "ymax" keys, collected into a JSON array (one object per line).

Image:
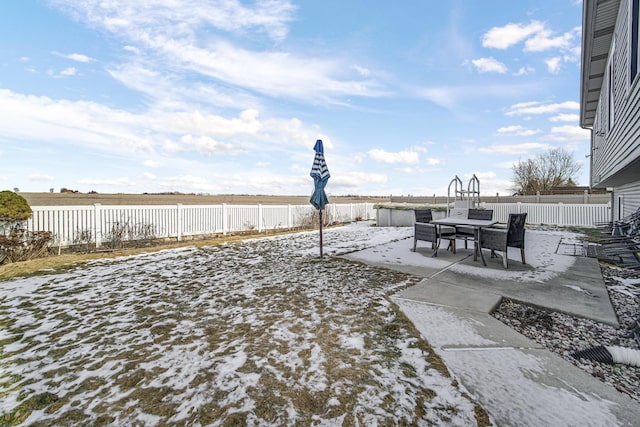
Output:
[{"xmin": 588, "ymin": 207, "xmax": 640, "ymax": 242}]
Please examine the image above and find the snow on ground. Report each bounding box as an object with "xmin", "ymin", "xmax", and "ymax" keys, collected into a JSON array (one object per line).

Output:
[
  {"xmin": 347, "ymin": 227, "xmax": 578, "ymax": 282},
  {"xmin": 1, "ymin": 222, "xmax": 485, "ymax": 426}
]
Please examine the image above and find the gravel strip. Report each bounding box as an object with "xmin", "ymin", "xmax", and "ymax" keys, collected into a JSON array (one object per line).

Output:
[{"xmin": 493, "ymin": 264, "xmax": 640, "ymax": 402}]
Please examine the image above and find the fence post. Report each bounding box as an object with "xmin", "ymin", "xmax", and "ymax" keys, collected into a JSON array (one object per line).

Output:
[
  {"xmin": 94, "ymin": 203, "xmax": 102, "ymax": 248},
  {"xmin": 258, "ymin": 204, "xmax": 263, "ymax": 232},
  {"xmin": 222, "ymin": 203, "xmax": 228, "ymax": 235},
  {"xmin": 558, "ymin": 203, "xmax": 564, "ymax": 226},
  {"xmin": 350, "ymin": 203, "xmax": 354, "ymax": 222},
  {"xmin": 583, "ymin": 189, "xmax": 588, "ymax": 204},
  {"xmin": 536, "ymin": 191, "xmax": 540, "ymax": 203},
  {"xmin": 176, "ymin": 203, "xmax": 183, "ymax": 241},
  {"xmin": 287, "ymin": 205, "xmax": 292, "ymax": 228}
]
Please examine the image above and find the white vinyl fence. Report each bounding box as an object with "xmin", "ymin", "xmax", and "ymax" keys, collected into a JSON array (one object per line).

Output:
[
  {"xmin": 26, "ymin": 203, "xmax": 377, "ymax": 248},
  {"xmin": 482, "ymin": 202, "xmax": 611, "ymax": 227},
  {"xmin": 25, "ymin": 202, "xmax": 610, "ymax": 249}
]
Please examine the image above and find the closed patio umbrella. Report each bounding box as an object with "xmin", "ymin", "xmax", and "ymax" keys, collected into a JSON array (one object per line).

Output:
[{"xmin": 310, "ymin": 139, "xmax": 330, "ymax": 257}]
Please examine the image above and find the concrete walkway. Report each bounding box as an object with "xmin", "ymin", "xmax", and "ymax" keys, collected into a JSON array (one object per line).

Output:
[{"xmin": 345, "ymin": 231, "xmax": 640, "ymax": 426}]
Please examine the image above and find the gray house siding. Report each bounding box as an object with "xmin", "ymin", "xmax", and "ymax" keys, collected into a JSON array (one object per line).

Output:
[
  {"xmin": 583, "ymin": 0, "xmax": 640, "ymax": 216},
  {"xmin": 615, "ymin": 180, "xmax": 640, "ymax": 219}
]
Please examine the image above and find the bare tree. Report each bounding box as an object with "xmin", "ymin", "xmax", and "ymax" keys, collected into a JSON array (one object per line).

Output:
[{"xmin": 512, "ymin": 148, "xmax": 582, "ymax": 195}]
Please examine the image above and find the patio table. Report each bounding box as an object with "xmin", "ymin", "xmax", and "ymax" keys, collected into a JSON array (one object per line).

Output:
[{"xmin": 430, "ymin": 218, "xmax": 497, "ymax": 266}]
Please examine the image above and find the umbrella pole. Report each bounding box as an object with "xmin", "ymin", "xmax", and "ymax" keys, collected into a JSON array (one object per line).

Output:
[{"xmin": 319, "ymin": 209, "xmax": 323, "ymax": 258}]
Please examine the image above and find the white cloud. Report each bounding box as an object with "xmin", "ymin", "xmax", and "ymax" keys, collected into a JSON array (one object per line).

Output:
[
  {"xmin": 496, "ymin": 125, "xmax": 541, "ymax": 136},
  {"xmin": 0, "ymin": 89, "xmax": 153, "ymax": 154},
  {"xmin": 470, "ymin": 57, "xmax": 508, "ymax": 74},
  {"xmin": 55, "ymin": 52, "xmax": 93, "ymax": 62},
  {"xmin": 482, "ymin": 21, "xmax": 546, "ymax": 49},
  {"xmin": 368, "ymin": 149, "xmax": 419, "ymax": 164},
  {"xmin": 60, "ymin": 67, "xmax": 78, "ymax": 76},
  {"xmin": 353, "ymin": 153, "xmax": 366, "ymax": 164},
  {"xmin": 143, "ymin": 172, "xmax": 156, "ymax": 180},
  {"xmin": 55, "ymin": 0, "xmax": 298, "ymax": 42},
  {"xmin": 547, "ymin": 125, "xmax": 590, "ymax": 141},
  {"xmin": 166, "ymin": 40, "xmax": 386, "ymax": 103},
  {"xmin": 162, "ymin": 140, "xmax": 184, "ymax": 153},
  {"xmin": 563, "ymin": 45, "xmax": 582, "ymax": 63},
  {"xmin": 0, "ymin": 89, "xmax": 323, "ymax": 162},
  {"xmin": 165, "ymin": 175, "xmax": 206, "ymax": 185},
  {"xmin": 50, "ymin": 1, "xmax": 384, "ymax": 104},
  {"xmin": 418, "ymin": 87, "xmax": 456, "ymax": 109},
  {"xmin": 28, "ymin": 174, "xmax": 54, "ymax": 182},
  {"xmin": 351, "ymin": 64, "xmax": 371, "ymax": 77},
  {"xmin": 505, "ymin": 100, "xmax": 579, "ymax": 116},
  {"xmin": 545, "ymin": 57, "xmax": 562, "ymax": 74},
  {"xmin": 483, "ymin": 21, "xmax": 578, "ymax": 55},
  {"xmin": 425, "ymin": 158, "xmax": 441, "ymax": 166},
  {"xmin": 180, "ymin": 134, "xmax": 243, "ymax": 156},
  {"xmin": 524, "ymin": 30, "xmax": 575, "ymax": 52},
  {"xmin": 549, "ymin": 113, "xmax": 579, "ymax": 122},
  {"xmin": 417, "ymin": 81, "xmax": 542, "ymax": 111},
  {"xmin": 330, "ymin": 172, "xmax": 388, "ymax": 188},
  {"xmin": 397, "ymin": 166, "xmax": 440, "ymax": 174},
  {"xmin": 482, "ymin": 21, "xmax": 580, "ymax": 76},
  {"xmin": 514, "ymin": 65, "xmax": 535, "ymax": 76},
  {"xmin": 479, "ymin": 142, "xmax": 552, "ymax": 155},
  {"xmin": 466, "ymin": 171, "xmax": 496, "ymax": 180},
  {"xmin": 79, "ymin": 177, "xmax": 135, "ymax": 186}
]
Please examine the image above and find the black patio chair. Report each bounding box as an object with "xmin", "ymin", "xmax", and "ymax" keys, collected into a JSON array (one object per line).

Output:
[
  {"xmin": 479, "ymin": 213, "xmax": 527, "ymax": 269},
  {"xmin": 455, "ymin": 208, "xmax": 494, "ymax": 249},
  {"xmin": 413, "ymin": 209, "xmax": 456, "ymax": 252}
]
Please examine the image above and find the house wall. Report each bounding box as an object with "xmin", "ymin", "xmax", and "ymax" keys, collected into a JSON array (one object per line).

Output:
[
  {"xmin": 591, "ymin": 0, "xmax": 640, "ymax": 215},
  {"xmin": 614, "ymin": 180, "xmax": 640, "ymax": 218}
]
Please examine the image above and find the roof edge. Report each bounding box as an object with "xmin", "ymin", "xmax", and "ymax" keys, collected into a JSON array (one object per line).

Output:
[{"xmin": 580, "ymin": 0, "xmax": 597, "ymax": 128}]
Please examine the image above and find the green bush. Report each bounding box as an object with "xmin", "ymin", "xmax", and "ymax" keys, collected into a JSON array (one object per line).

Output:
[{"xmin": 0, "ymin": 191, "xmax": 32, "ymax": 221}]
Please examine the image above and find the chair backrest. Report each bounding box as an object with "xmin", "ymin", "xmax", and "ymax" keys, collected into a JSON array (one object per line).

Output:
[
  {"xmin": 506, "ymin": 213, "xmax": 527, "ymax": 246},
  {"xmin": 468, "ymin": 209, "xmax": 493, "ymax": 220},
  {"xmin": 414, "ymin": 209, "xmax": 433, "ymax": 223},
  {"xmin": 449, "ymin": 208, "xmax": 468, "ymax": 219}
]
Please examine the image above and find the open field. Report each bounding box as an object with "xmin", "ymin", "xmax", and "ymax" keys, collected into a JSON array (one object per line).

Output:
[{"xmin": 19, "ymin": 193, "xmax": 391, "ymax": 206}]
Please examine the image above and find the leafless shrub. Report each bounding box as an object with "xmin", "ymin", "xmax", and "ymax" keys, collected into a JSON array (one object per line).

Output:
[
  {"xmin": 0, "ymin": 225, "xmax": 53, "ymax": 264},
  {"xmin": 72, "ymin": 229, "xmax": 95, "ymax": 253},
  {"xmin": 102, "ymin": 221, "xmax": 130, "ymax": 250},
  {"xmin": 131, "ymin": 223, "xmax": 157, "ymax": 245}
]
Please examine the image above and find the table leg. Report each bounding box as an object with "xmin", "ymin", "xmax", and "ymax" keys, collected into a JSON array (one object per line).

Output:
[
  {"xmin": 432, "ymin": 224, "xmax": 441, "ymax": 257},
  {"xmin": 476, "ymin": 227, "xmax": 487, "ymax": 266},
  {"xmin": 473, "ymin": 228, "xmax": 478, "ymax": 261}
]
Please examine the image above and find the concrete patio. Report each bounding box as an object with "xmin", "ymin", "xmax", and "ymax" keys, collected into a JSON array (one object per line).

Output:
[{"xmin": 344, "ymin": 229, "xmax": 640, "ymax": 426}]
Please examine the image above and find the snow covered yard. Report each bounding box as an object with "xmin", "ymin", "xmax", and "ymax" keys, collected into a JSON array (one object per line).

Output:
[{"xmin": 0, "ymin": 223, "xmax": 486, "ymax": 426}]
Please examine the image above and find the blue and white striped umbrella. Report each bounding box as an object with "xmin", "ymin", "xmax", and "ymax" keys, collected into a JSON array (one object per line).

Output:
[{"xmin": 310, "ymin": 139, "xmax": 330, "ymax": 211}]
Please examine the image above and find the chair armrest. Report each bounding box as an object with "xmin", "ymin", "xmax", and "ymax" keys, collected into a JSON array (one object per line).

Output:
[
  {"xmin": 415, "ymin": 222, "xmax": 455, "ymax": 236},
  {"xmin": 480, "ymin": 228, "xmax": 507, "ymax": 250}
]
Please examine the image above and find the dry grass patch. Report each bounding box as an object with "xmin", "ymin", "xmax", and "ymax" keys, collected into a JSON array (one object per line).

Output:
[{"xmin": 1, "ymin": 225, "xmax": 487, "ymax": 425}]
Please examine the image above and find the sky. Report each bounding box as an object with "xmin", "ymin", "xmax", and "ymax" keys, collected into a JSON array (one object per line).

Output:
[{"xmin": 0, "ymin": 0, "xmax": 590, "ymax": 197}]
